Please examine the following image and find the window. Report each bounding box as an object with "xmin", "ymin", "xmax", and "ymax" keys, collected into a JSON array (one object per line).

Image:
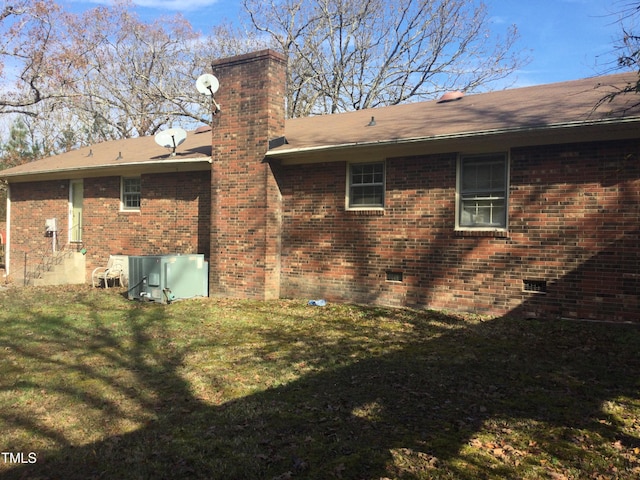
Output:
[
  {"xmin": 121, "ymin": 177, "xmax": 141, "ymax": 210},
  {"xmin": 348, "ymin": 162, "xmax": 385, "ymax": 208},
  {"xmin": 458, "ymin": 154, "xmax": 508, "ymax": 229}
]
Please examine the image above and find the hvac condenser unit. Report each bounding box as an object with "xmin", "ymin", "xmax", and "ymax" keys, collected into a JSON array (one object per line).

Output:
[{"xmin": 128, "ymin": 254, "xmax": 208, "ymax": 303}]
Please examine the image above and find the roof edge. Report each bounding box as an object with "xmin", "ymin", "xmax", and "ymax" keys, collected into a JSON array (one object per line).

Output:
[
  {"xmin": 0, "ymin": 156, "xmax": 212, "ymax": 180},
  {"xmin": 266, "ymin": 116, "xmax": 640, "ymax": 158}
]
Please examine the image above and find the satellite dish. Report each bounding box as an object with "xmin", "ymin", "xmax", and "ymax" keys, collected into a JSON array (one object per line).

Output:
[
  {"xmin": 196, "ymin": 74, "xmax": 219, "ymax": 96},
  {"xmin": 196, "ymin": 73, "xmax": 221, "ymax": 114},
  {"xmin": 154, "ymin": 128, "xmax": 187, "ymax": 156}
]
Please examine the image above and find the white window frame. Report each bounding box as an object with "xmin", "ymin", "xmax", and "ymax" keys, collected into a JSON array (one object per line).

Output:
[
  {"xmin": 121, "ymin": 176, "xmax": 141, "ymax": 211},
  {"xmin": 346, "ymin": 161, "xmax": 385, "ymax": 210},
  {"xmin": 456, "ymin": 153, "xmax": 509, "ymax": 231}
]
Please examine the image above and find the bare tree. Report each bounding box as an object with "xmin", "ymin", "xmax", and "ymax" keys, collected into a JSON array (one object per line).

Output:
[
  {"xmin": 0, "ymin": 0, "xmax": 529, "ymax": 148},
  {"xmin": 0, "ymin": 0, "xmax": 77, "ymax": 117},
  {"xmin": 242, "ymin": 0, "xmax": 527, "ymax": 117},
  {"xmin": 597, "ymin": 2, "xmax": 640, "ymax": 108},
  {"xmin": 197, "ymin": 21, "xmax": 271, "ymax": 60},
  {"xmin": 0, "ymin": 1, "xmax": 216, "ymax": 147},
  {"xmin": 63, "ymin": 4, "xmax": 211, "ymax": 140}
]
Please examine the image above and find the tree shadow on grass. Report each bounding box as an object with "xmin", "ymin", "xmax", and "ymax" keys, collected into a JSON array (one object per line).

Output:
[{"xmin": 1, "ymin": 291, "xmax": 639, "ymax": 479}]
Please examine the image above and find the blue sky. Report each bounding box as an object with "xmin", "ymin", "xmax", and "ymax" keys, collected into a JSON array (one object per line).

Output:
[
  {"xmin": 69, "ymin": 0, "xmax": 635, "ymax": 88},
  {"xmin": 485, "ymin": 0, "xmax": 633, "ymax": 86}
]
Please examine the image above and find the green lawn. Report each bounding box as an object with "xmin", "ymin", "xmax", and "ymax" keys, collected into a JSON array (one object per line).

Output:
[{"xmin": 0, "ymin": 286, "xmax": 639, "ymax": 479}]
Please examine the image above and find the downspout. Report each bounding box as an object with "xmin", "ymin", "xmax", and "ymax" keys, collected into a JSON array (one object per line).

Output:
[{"xmin": 5, "ymin": 183, "xmax": 10, "ymax": 279}]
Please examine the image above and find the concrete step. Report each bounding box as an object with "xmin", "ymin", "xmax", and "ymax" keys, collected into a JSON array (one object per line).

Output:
[{"xmin": 32, "ymin": 252, "xmax": 86, "ymax": 287}]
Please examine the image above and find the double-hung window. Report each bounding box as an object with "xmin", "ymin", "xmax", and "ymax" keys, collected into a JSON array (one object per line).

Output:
[
  {"xmin": 458, "ymin": 154, "xmax": 508, "ymax": 229},
  {"xmin": 121, "ymin": 177, "xmax": 141, "ymax": 211},
  {"xmin": 348, "ymin": 162, "xmax": 385, "ymax": 209}
]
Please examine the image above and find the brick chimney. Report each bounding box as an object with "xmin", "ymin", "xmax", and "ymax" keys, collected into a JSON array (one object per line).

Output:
[{"xmin": 208, "ymin": 50, "xmax": 286, "ymax": 299}]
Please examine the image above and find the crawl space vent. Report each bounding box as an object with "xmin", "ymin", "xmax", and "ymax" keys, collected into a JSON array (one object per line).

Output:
[
  {"xmin": 386, "ymin": 271, "xmax": 403, "ymax": 282},
  {"xmin": 523, "ymin": 279, "xmax": 547, "ymax": 293}
]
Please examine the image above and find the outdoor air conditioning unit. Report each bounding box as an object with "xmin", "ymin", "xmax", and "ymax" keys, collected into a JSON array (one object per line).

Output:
[{"xmin": 128, "ymin": 254, "xmax": 208, "ymax": 304}]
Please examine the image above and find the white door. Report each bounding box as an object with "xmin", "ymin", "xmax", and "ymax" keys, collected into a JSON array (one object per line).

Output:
[{"xmin": 69, "ymin": 180, "xmax": 83, "ymax": 242}]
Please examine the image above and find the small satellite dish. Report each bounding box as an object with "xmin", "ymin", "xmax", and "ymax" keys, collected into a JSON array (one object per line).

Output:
[
  {"xmin": 196, "ymin": 73, "xmax": 221, "ymax": 114},
  {"xmin": 196, "ymin": 74, "xmax": 219, "ymax": 96},
  {"xmin": 154, "ymin": 128, "xmax": 187, "ymax": 156}
]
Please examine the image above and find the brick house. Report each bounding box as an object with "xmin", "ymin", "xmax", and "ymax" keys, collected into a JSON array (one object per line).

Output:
[{"xmin": 1, "ymin": 50, "xmax": 639, "ymax": 321}]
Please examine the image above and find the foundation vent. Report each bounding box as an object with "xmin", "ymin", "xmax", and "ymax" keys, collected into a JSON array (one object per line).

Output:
[
  {"xmin": 523, "ymin": 279, "xmax": 547, "ymax": 293},
  {"xmin": 386, "ymin": 271, "xmax": 403, "ymax": 282}
]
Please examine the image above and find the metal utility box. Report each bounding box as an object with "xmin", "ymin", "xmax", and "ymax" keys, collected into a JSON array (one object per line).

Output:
[{"xmin": 128, "ymin": 254, "xmax": 208, "ymax": 303}]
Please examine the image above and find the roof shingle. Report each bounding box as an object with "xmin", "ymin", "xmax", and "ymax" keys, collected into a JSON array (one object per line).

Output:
[
  {"xmin": 272, "ymin": 72, "xmax": 640, "ymax": 155},
  {"xmin": 2, "ymin": 72, "xmax": 638, "ymax": 179},
  {"xmin": 0, "ymin": 127, "xmax": 213, "ymax": 179}
]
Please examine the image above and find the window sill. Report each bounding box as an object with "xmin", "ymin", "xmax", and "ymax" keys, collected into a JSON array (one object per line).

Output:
[
  {"xmin": 454, "ymin": 229, "xmax": 509, "ymax": 238},
  {"xmin": 345, "ymin": 208, "xmax": 385, "ymax": 216}
]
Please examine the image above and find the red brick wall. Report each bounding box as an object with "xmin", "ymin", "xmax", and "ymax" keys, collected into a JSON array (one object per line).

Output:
[
  {"xmin": 278, "ymin": 139, "xmax": 640, "ymax": 322},
  {"xmin": 508, "ymin": 140, "xmax": 639, "ymax": 321},
  {"xmin": 8, "ymin": 170, "xmax": 211, "ymax": 282},
  {"xmin": 209, "ymin": 50, "xmax": 286, "ymax": 299},
  {"xmin": 9, "ymin": 180, "xmax": 69, "ymax": 280}
]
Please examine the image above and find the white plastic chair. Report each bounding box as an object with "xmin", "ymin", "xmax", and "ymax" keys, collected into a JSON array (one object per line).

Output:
[{"xmin": 92, "ymin": 255, "xmax": 126, "ymax": 288}]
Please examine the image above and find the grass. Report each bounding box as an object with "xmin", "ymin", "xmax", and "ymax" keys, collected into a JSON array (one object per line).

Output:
[{"xmin": 0, "ymin": 285, "xmax": 639, "ymax": 479}]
